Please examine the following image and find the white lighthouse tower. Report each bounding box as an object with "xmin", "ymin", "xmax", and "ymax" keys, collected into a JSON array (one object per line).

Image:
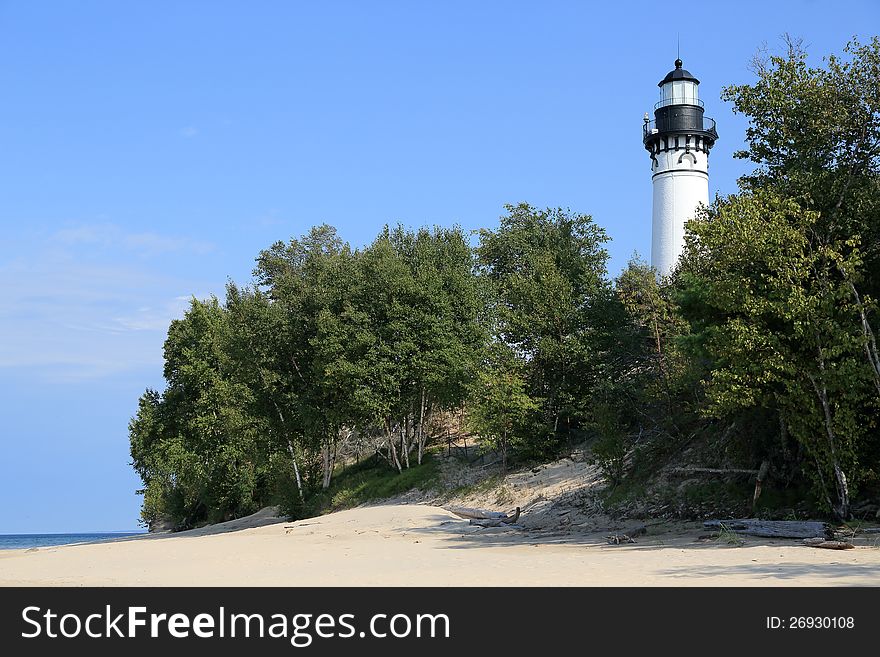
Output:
[{"xmin": 643, "ymin": 59, "xmax": 718, "ymax": 276}]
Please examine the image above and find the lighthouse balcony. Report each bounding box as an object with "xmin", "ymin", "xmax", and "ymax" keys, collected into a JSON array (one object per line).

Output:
[
  {"xmin": 643, "ymin": 116, "xmax": 717, "ymax": 146},
  {"xmin": 654, "ymin": 97, "xmax": 704, "ymax": 110}
]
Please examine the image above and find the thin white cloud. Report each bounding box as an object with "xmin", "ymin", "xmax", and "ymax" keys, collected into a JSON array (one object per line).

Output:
[
  {"xmin": 53, "ymin": 224, "xmax": 116, "ymax": 246},
  {"xmin": 52, "ymin": 222, "xmax": 215, "ymax": 256},
  {"xmin": 2, "ymin": 354, "xmax": 163, "ymax": 384},
  {"xmin": 248, "ymin": 208, "xmax": 286, "ymax": 228},
  {"xmin": 111, "ymin": 296, "xmax": 194, "ymax": 332},
  {"xmin": 123, "ymin": 232, "xmax": 214, "ymax": 256},
  {"xmin": 0, "ymin": 226, "xmax": 219, "ymax": 382},
  {"xmin": 180, "ymin": 126, "xmax": 198, "ymax": 138}
]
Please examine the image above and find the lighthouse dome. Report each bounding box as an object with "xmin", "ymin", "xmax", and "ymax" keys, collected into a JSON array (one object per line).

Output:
[
  {"xmin": 658, "ymin": 59, "xmax": 700, "ymax": 86},
  {"xmin": 657, "ymin": 59, "xmax": 701, "ymax": 108}
]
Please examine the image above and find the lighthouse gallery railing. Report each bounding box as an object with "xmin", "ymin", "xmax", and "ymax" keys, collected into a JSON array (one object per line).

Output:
[{"xmin": 643, "ymin": 116, "xmax": 717, "ymax": 141}]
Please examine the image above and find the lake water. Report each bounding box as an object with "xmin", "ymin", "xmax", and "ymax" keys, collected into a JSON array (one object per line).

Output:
[{"xmin": 0, "ymin": 531, "xmax": 146, "ymax": 550}]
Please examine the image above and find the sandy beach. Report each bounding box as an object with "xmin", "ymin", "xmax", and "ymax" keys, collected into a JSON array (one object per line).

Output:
[{"xmin": 1, "ymin": 503, "xmax": 879, "ymax": 586}]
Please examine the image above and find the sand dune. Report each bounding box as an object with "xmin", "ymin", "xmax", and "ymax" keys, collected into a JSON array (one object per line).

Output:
[{"xmin": 1, "ymin": 504, "xmax": 879, "ymax": 586}]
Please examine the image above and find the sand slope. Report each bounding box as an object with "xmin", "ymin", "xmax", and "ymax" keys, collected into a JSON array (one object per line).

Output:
[{"xmin": 2, "ymin": 504, "xmax": 879, "ymax": 586}]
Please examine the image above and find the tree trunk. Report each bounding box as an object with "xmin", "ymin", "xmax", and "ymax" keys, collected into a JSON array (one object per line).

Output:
[
  {"xmin": 401, "ymin": 416, "xmax": 411, "ymax": 469},
  {"xmin": 286, "ymin": 440, "xmax": 304, "ymax": 501},
  {"xmin": 752, "ymin": 459, "xmax": 771, "ymax": 510},
  {"xmin": 244, "ymin": 355, "xmax": 303, "ymax": 502},
  {"xmin": 808, "ymin": 340, "xmax": 850, "ymax": 520},
  {"xmin": 385, "ymin": 419, "xmax": 402, "ymax": 473},
  {"xmin": 848, "ymin": 281, "xmax": 880, "ymax": 396},
  {"xmin": 417, "ymin": 387, "xmax": 426, "ymax": 465},
  {"xmin": 321, "ymin": 434, "xmax": 333, "ymax": 490}
]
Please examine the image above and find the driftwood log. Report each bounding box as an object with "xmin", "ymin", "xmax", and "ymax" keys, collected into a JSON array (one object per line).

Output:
[
  {"xmin": 606, "ymin": 534, "xmax": 636, "ymax": 544},
  {"xmin": 846, "ymin": 527, "xmax": 880, "ymax": 534},
  {"xmin": 605, "ymin": 534, "xmax": 636, "ymax": 545},
  {"xmin": 605, "ymin": 525, "xmax": 647, "ymax": 545},
  {"xmin": 468, "ymin": 507, "xmax": 521, "ymax": 528},
  {"xmin": 803, "ymin": 537, "xmax": 855, "ymax": 550},
  {"xmin": 671, "ymin": 467, "xmax": 760, "ymax": 476},
  {"xmin": 670, "ymin": 463, "xmax": 771, "ymax": 511},
  {"xmin": 447, "ymin": 506, "xmax": 508, "ymax": 520},
  {"xmin": 704, "ymin": 519, "xmax": 833, "ymax": 539}
]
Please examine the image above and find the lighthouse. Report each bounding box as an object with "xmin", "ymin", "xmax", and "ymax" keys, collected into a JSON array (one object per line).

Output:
[{"xmin": 643, "ymin": 59, "xmax": 718, "ymax": 276}]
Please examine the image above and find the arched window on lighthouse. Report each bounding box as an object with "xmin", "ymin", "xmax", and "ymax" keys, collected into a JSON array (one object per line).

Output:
[{"xmin": 678, "ymin": 152, "xmax": 697, "ymax": 167}]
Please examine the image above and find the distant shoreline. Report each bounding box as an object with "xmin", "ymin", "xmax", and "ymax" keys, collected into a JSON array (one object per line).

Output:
[{"xmin": 0, "ymin": 531, "xmax": 147, "ymax": 551}]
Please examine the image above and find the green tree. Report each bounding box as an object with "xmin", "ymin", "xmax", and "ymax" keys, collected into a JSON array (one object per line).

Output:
[
  {"xmin": 349, "ymin": 225, "xmax": 486, "ymax": 470},
  {"xmin": 254, "ymin": 225, "xmax": 357, "ymax": 489},
  {"xmin": 614, "ymin": 257, "xmax": 695, "ymax": 430},
  {"xmin": 671, "ymin": 36, "xmax": 880, "ymax": 518},
  {"xmin": 680, "ymin": 191, "xmax": 876, "ymax": 519},
  {"xmin": 723, "ymin": 35, "xmax": 880, "ymax": 386},
  {"xmin": 468, "ymin": 344, "xmax": 540, "ymax": 472},
  {"xmin": 477, "ymin": 203, "xmax": 614, "ymax": 449},
  {"xmin": 383, "ymin": 225, "xmax": 487, "ymax": 464},
  {"xmin": 129, "ymin": 297, "xmax": 264, "ymax": 528},
  {"xmin": 224, "ymin": 284, "xmax": 308, "ymax": 503}
]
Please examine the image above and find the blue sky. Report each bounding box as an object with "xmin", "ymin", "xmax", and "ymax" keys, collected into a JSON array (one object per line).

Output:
[{"xmin": 1, "ymin": 1, "xmax": 877, "ymax": 533}]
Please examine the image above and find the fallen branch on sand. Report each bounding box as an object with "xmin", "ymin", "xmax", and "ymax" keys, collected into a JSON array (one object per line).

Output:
[
  {"xmin": 703, "ymin": 519, "xmax": 833, "ymax": 539},
  {"xmin": 605, "ymin": 525, "xmax": 647, "ymax": 545},
  {"xmin": 467, "ymin": 507, "xmax": 521, "ymax": 527},
  {"xmin": 605, "ymin": 534, "xmax": 635, "ymax": 544},
  {"xmin": 671, "ymin": 467, "xmax": 760, "ymax": 476},
  {"xmin": 803, "ymin": 537, "xmax": 855, "ymax": 550},
  {"xmin": 447, "ymin": 506, "xmax": 509, "ymax": 520}
]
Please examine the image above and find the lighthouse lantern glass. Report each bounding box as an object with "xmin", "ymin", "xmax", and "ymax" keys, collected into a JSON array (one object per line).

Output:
[{"xmin": 660, "ymin": 80, "xmax": 698, "ymax": 106}]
